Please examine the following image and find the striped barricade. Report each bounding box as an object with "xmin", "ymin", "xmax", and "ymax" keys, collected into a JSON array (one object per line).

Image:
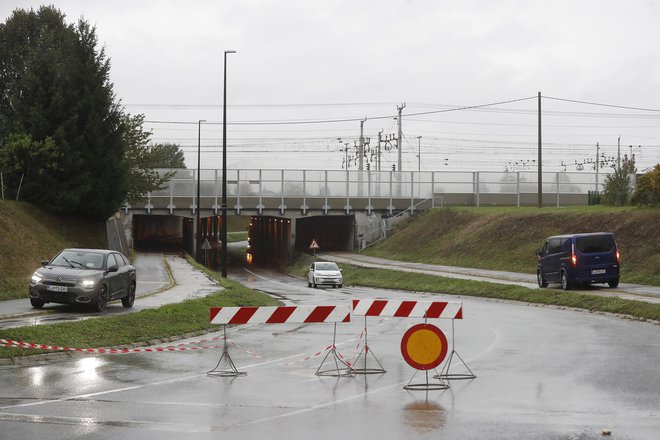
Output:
[
  {"xmin": 350, "ymin": 299, "xmax": 466, "ymax": 377},
  {"xmin": 210, "ymin": 305, "xmax": 351, "ymax": 325},
  {"xmin": 208, "ymin": 305, "xmax": 352, "ymax": 377},
  {"xmin": 352, "ymin": 299, "xmax": 462, "ymax": 319}
]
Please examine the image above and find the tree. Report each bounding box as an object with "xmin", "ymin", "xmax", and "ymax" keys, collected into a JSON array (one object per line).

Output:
[
  {"xmin": 150, "ymin": 143, "xmax": 186, "ymax": 168},
  {"xmin": 0, "ymin": 133, "xmax": 60, "ymax": 194},
  {"xmin": 602, "ymin": 154, "xmax": 636, "ymax": 206},
  {"xmin": 631, "ymin": 164, "xmax": 660, "ymax": 206},
  {"xmin": 120, "ymin": 114, "xmax": 187, "ymax": 203},
  {"xmin": 0, "ymin": 6, "xmax": 126, "ymax": 219}
]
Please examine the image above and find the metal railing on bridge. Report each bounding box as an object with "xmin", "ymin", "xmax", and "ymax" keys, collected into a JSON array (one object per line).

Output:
[{"xmin": 126, "ymin": 169, "xmax": 606, "ymax": 215}]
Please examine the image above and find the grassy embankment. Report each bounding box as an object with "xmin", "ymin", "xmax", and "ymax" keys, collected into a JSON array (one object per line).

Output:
[
  {"xmin": 364, "ymin": 205, "xmax": 660, "ymax": 286},
  {"xmin": 0, "ymin": 200, "xmax": 107, "ymax": 301}
]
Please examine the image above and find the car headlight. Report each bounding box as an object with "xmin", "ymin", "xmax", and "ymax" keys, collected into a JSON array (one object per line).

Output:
[
  {"xmin": 31, "ymin": 272, "xmax": 43, "ymax": 284},
  {"xmin": 81, "ymin": 279, "xmax": 96, "ymax": 288}
]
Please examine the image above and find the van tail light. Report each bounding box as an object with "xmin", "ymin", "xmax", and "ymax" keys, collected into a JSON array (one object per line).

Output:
[
  {"xmin": 616, "ymin": 250, "xmax": 620, "ymax": 264},
  {"xmin": 571, "ymin": 243, "xmax": 577, "ymax": 267}
]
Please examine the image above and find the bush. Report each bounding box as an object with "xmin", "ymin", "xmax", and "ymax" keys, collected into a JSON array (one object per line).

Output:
[
  {"xmin": 632, "ymin": 164, "xmax": 660, "ymax": 206},
  {"xmin": 602, "ymin": 155, "xmax": 636, "ymax": 206}
]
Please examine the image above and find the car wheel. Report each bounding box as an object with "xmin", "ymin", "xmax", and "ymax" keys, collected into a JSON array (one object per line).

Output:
[
  {"xmin": 94, "ymin": 285, "xmax": 107, "ymax": 312},
  {"xmin": 537, "ymin": 271, "xmax": 548, "ymax": 288},
  {"xmin": 308, "ymin": 281, "xmax": 312, "ymax": 287},
  {"xmin": 608, "ymin": 278, "xmax": 620, "ymax": 288},
  {"xmin": 313, "ymin": 281, "xmax": 317, "ymax": 288},
  {"xmin": 560, "ymin": 271, "xmax": 571, "ymax": 291},
  {"xmin": 338, "ymin": 284, "xmax": 343, "ymax": 288},
  {"xmin": 30, "ymin": 298, "xmax": 45, "ymax": 309},
  {"xmin": 122, "ymin": 283, "xmax": 136, "ymax": 308}
]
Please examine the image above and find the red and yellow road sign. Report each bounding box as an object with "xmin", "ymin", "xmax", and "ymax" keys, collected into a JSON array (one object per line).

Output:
[{"xmin": 400, "ymin": 323, "xmax": 448, "ymax": 370}]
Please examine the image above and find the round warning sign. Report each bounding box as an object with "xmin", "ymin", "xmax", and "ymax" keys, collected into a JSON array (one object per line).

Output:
[{"xmin": 400, "ymin": 323, "xmax": 448, "ymax": 371}]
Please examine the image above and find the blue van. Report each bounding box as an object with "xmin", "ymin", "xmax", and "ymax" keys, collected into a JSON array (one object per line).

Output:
[{"xmin": 536, "ymin": 232, "xmax": 620, "ymax": 290}]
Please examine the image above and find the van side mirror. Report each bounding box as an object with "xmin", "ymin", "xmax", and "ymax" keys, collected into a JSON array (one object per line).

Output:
[{"xmin": 41, "ymin": 259, "xmax": 49, "ymax": 267}]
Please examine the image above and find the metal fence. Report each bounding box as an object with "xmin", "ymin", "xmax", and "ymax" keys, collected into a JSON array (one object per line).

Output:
[{"xmin": 142, "ymin": 168, "xmax": 608, "ymax": 209}]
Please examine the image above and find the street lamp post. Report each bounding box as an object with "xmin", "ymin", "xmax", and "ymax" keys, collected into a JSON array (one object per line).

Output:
[
  {"xmin": 196, "ymin": 119, "xmax": 206, "ymax": 263},
  {"xmin": 222, "ymin": 50, "xmax": 236, "ymax": 278}
]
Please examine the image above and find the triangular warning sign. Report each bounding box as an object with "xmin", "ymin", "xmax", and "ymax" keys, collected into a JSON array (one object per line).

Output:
[{"xmin": 309, "ymin": 239, "xmax": 320, "ymax": 250}]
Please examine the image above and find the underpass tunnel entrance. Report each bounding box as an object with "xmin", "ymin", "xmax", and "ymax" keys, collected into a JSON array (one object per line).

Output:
[
  {"xmin": 246, "ymin": 215, "xmax": 354, "ymax": 267},
  {"xmin": 247, "ymin": 216, "xmax": 292, "ymax": 266},
  {"xmin": 133, "ymin": 215, "xmax": 186, "ymax": 252},
  {"xmin": 294, "ymin": 215, "xmax": 354, "ymax": 253}
]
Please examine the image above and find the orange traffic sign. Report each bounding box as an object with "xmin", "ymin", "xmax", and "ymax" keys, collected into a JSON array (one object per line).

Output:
[{"xmin": 400, "ymin": 323, "xmax": 448, "ymax": 370}]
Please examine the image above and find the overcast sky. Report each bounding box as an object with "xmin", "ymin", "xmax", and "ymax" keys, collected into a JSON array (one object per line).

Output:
[{"xmin": 2, "ymin": 0, "xmax": 659, "ymax": 172}]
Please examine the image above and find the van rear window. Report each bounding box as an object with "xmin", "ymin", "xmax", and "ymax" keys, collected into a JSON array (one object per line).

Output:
[{"xmin": 576, "ymin": 235, "xmax": 614, "ymax": 253}]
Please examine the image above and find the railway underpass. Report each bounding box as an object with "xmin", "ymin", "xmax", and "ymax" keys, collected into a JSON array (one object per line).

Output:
[{"xmin": 129, "ymin": 213, "xmax": 355, "ymax": 269}]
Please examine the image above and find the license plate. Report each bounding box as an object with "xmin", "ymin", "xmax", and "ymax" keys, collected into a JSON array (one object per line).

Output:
[
  {"xmin": 47, "ymin": 285, "xmax": 68, "ymax": 292},
  {"xmin": 591, "ymin": 269, "xmax": 606, "ymax": 275}
]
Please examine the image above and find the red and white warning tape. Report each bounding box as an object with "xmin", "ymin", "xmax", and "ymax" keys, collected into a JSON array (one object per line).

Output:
[
  {"xmin": 0, "ymin": 338, "xmax": 223, "ymax": 354},
  {"xmin": 282, "ymin": 344, "xmax": 352, "ymax": 367}
]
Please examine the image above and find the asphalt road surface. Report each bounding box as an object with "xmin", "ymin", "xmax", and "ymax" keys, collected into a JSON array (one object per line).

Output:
[{"xmin": 1, "ymin": 258, "xmax": 658, "ymax": 440}]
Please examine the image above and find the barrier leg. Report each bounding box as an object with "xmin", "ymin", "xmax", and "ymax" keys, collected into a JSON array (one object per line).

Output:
[
  {"xmin": 435, "ymin": 319, "xmax": 476, "ymax": 380},
  {"xmin": 404, "ymin": 369, "xmax": 450, "ymax": 391},
  {"xmin": 316, "ymin": 323, "xmax": 355, "ymax": 377},
  {"xmin": 352, "ymin": 316, "xmax": 386, "ymax": 374},
  {"xmin": 208, "ymin": 325, "xmax": 247, "ymax": 377}
]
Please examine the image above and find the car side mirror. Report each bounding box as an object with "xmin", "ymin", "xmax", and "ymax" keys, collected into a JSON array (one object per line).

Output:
[
  {"xmin": 41, "ymin": 259, "xmax": 49, "ymax": 267},
  {"xmin": 106, "ymin": 265, "xmax": 119, "ymax": 273}
]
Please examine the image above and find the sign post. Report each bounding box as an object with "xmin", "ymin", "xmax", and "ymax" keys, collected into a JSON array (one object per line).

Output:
[
  {"xmin": 309, "ymin": 239, "xmax": 320, "ymax": 255},
  {"xmin": 401, "ymin": 323, "xmax": 450, "ymax": 391}
]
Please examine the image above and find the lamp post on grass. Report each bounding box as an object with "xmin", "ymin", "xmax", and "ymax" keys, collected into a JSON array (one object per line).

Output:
[
  {"xmin": 222, "ymin": 50, "xmax": 236, "ymax": 277},
  {"xmin": 196, "ymin": 119, "xmax": 206, "ymax": 263}
]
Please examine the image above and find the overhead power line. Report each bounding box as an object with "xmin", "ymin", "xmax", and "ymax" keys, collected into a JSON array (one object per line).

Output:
[
  {"xmin": 543, "ymin": 96, "xmax": 660, "ymax": 113},
  {"xmin": 143, "ymin": 96, "xmax": 538, "ymax": 126}
]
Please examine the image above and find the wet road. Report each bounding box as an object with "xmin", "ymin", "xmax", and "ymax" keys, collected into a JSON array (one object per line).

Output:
[{"xmin": 1, "ymin": 261, "xmax": 659, "ymax": 439}]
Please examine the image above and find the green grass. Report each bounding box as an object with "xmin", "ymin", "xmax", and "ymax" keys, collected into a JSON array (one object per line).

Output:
[
  {"xmin": 286, "ymin": 255, "xmax": 660, "ymax": 322},
  {"xmin": 0, "ymin": 256, "xmax": 280, "ymax": 360},
  {"xmin": 0, "ymin": 200, "xmax": 106, "ymax": 301}
]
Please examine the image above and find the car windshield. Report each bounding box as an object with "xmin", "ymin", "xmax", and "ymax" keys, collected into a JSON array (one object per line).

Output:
[
  {"xmin": 576, "ymin": 235, "xmax": 614, "ymax": 253},
  {"xmin": 316, "ymin": 262, "xmax": 339, "ymax": 271},
  {"xmin": 50, "ymin": 250, "xmax": 105, "ymax": 269}
]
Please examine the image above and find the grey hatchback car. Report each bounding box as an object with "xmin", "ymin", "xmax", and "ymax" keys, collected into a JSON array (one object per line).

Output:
[{"xmin": 29, "ymin": 248, "xmax": 137, "ymax": 312}]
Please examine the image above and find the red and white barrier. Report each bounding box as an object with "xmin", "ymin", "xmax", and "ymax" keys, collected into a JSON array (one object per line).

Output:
[
  {"xmin": 352, "ymin": 299, "xmax": 462, "ymax": 319},
  {"xmin": 209, "ymin": 305, "xmax": 351, "ymax": 325},
  {"xmin": 0, "ymin": 338, "xmax": 222, "ymax": 353}
]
